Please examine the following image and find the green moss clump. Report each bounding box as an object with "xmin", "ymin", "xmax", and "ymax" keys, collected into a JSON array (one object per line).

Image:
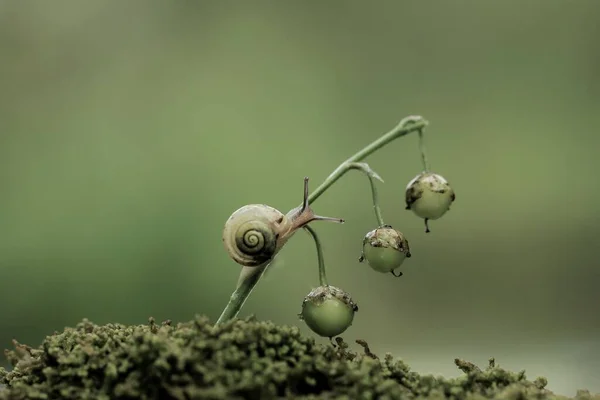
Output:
[{"xmin": 0, "ymin": 316, "xmax": 597, "ymax": 400}]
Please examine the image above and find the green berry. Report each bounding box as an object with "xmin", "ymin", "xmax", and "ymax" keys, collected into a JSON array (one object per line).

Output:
[
  {"xmin": 359, "ymin": 226, "xmax": 411, "ymax": 275},
  {"xmin": 405, "ymin": 172, "xmax": 456, "ymax": 232},
  {"xmin": 300, "ymin": 285, "xmax": 358, "ymax": 338}
]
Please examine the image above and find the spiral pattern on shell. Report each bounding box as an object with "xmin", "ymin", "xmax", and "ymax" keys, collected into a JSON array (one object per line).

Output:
[
  {"xmin": 223, "ymin": 205, "xmax": 283, "ymax": 267},
  {"xmin": 233, "ymin": 220, "xmax": 277, "ymax": 266}
]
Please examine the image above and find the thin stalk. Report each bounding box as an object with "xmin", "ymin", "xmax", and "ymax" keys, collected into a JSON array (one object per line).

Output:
[
  {"xmin": 304, "ymin": 225, "xmax": 327, "ymax": 286},
  {"xmin": 215, "ymin": 115, "xmax": 428, "ymax": 325},
  {"xmin": 307, "ymin": 115, "xmax": 428, "ymax": 204},
  {"xmin": 418, "ymin": 128, "xmax": 431, "ymax": 172},
  {"xmin": 369, "ymin": 175, "xmax": 385, "ymax": 227},
  {"xmin": 346, "ymin": 162, "xmax": 385, "ymax": 227}
]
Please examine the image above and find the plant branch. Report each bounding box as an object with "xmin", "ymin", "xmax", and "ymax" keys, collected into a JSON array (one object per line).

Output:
[
  {"xmin": 418, "ymin": 128, "xmax": 430, "ymax": 172},
  {"xmin": 303, "ymin": 225, "xmax": 327, "ymax": 286},
  {"xmin": 346, "ymin": 162, "xmax": 385, "ymax": 227},
  {"xmin": 215, "ymin": 262, "xmax": 267, "ymax": 325},
  {"xmin": 215, "ymin": 115, "xmax": 429, "ymax": 325},
  {"xmin": 306, "ymin": 115, "xmax": 428, "ymax": 204}
]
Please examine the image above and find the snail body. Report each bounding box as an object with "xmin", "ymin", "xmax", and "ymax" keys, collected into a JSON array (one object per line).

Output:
[{"xmin": 223, "ymin": 177, "xmax": 343, "ymax": 268}]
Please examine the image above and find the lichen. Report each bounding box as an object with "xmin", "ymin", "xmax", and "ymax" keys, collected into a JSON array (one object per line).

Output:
[{"xmin": 0, "ymin": 316, "xmax": 597, "ymax": 400}]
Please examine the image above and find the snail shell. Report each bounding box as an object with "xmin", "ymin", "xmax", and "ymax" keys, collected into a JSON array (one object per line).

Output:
[
  {"xmin": 222, "ymin": 177, "xmax": 345, "ymax": 268},
  {"xmin": 222, "ymin": 204, "xmax": 288, "ymax": 267}
]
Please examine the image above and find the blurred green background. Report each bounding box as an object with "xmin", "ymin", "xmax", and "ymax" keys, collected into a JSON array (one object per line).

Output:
[{"xmin": 1, "ymin": 0, "xmax": 599, "ymax": 396}]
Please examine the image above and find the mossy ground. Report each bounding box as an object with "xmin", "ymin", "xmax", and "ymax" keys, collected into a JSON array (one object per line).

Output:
[{"xmin": 0, "ymin": 316, "xmax": 597, "ymax": 400}]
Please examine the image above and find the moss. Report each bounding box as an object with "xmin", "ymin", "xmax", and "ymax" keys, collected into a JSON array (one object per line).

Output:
[{"xmin": 0, "ymin": 316, "xmax": 597, "ymax": 400}]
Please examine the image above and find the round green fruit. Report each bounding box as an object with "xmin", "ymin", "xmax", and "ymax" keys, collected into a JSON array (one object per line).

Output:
[
  {"xmin": 405, "ymin": 172, "xmax": 455, "ymax": 219},
  {"xmin": 360, "ymin": 227, "xmax": 411, "ymax": 274},
  {"xmin": 405, "ymin": 172, "xmax": 455, "ymax": 232},
  {"xmin": 300, "ymin": 285, "xmax": 358, "ymax": 338}
]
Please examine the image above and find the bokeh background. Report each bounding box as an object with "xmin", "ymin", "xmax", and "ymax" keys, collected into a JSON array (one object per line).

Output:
[{"xmin": 1, "ymin": 0, "xmax": 599, "ymax": 396}]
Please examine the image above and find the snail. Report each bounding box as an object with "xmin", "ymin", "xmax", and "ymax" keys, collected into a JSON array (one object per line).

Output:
[{"xmin": 223, "ymin": 177, "xmax": 344, "ymax": 267}]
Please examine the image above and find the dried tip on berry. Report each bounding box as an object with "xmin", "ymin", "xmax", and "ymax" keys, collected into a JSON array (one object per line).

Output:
[
  {"xmin": 300, "ymin": 285, "xmax": 358, "ymax": 338},
  {"xmin": 360, "ymin": 226, "xmax": 411, "ymax": 274},
  {"xmin": 405, "ymin": 172, "xmax": 455, "ymax": 231}
]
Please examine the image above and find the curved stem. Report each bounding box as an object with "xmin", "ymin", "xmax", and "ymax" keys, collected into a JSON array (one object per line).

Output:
[
  {"xmin": 303, "ymin": 225, "xmax": 327, "ymax": 286},
  {"xmin": 307, "ymin": 115, "xmax": 428, "ymax": 204},
  {"xmin": 369, "ymin": 175, "xmax": 384, "ymax": 227},
  {"xmin": 346, "ymin": 162, "xmax": 385, "ymax": 227},
  {"xmin": 215, "ymin": 115, "xmax": 428, "ymax": 325},
  {"xmin": 418, "ymin": 128, "xmax": 430, "ymax": 172}
]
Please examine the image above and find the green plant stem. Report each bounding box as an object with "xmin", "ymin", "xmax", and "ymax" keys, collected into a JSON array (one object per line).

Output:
[
  {"xmin": 303, "ymin": 225, "xmax": 327, "ymax": 286},
  {"xmin": 306, "ymin": 115, "xmax": 428, "ymax": 204},
  {"xmin": 347, "ymin": 162, "xmax": 385, "ymax": 227},
  {"xmin": 215, "ymin": 115, "xmax": 429, "ymax": 325},
  {"xmin": 418, "ymin": 128, "xmax": 431, "ymax": 172}
]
